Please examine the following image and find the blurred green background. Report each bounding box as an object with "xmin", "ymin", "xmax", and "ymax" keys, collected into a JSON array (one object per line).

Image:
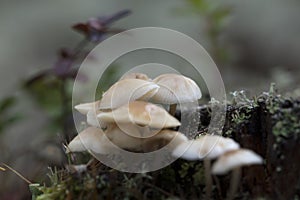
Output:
[{"xmin": 0, "ymin": 0, "xmax": 300, "ymax": 199}]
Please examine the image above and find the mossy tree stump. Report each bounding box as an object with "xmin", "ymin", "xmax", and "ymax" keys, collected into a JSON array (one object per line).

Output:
[{"xmin": 33, "ymin": 90, "xmax": 300, "ymax": 200}]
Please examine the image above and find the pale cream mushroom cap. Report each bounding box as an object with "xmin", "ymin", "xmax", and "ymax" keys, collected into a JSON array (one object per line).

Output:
[
  {"xmin": 119, "ymin": 72, "xmax": 150, "ymax": 81},
  {"xmin": 99, "ymin": 79, "xmax": 159, "ymax": 110},
  {"xmin": 212, "ymin": 149, "xmax": 263, "ymax": 175},
  {"xmin": 97, "ymin": 101, "xmax": 181, "ymax": 129},
  {"xmin": 66, "ymin": 125, "xmax": 144, "ymax": 153},
  {"xmin": 67, "ymin": 125, "xmax": 144, "ymax": 153},
  {"xmin": 150, "ymin": 74, "xmax": 202, "ymax": 104},
  {"xmin": 66, "ymin": 127, "xmax": 111, "ymax": 154},
  {"xmin": 74, "ymin": 101, "xmax": 100, "ymax": 115},
  {"xmin": 172, "ymin": 135, "xmax": 240, "ymax": 160}
]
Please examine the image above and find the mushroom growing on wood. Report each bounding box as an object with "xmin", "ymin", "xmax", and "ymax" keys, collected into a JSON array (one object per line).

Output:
[
  {"xmin": 172, "ymin": 135, "xmax": 240, "ymax": 200},
  {"xmin": 212, "ymin": 149, "xmax": 263, "ymax": 200},
  {"xmin": 97, "ymin": 101, "xmax": 181, "ymax": 129},
  {"xmin": 98, "ymin": 101, "xmax": 183, "ymax": 151},
  {"xmin": 66, "ymin": 125, "xmax": 144, "ymax": 153},
  {"xmin": 99, "ymin": 79, "xmax": 159, "ymax": 110},
  {"xmin": 150, "ymin": 74, "xmax": 201, "ymax": 115},
  {"xmin": 66, "ymin": 127, "xmax": 112, "ymax": 154}
]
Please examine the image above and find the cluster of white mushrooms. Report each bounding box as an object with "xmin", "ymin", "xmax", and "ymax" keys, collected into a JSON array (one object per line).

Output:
[{"xmin": 67, "ymin": 73, "xmax": 263, "ymax": 200}]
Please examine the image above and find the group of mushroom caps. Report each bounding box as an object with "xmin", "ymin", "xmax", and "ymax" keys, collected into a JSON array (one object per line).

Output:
[{"xmin": 67, "ymin": 73, "xmax": 263, "ymax": 199}]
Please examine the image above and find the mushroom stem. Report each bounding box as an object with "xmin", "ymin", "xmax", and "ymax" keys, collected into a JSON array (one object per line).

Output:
[
  {"xmin": 213, "ymin": 175, "xmax": 223, "ymax": 199},
  {"xmin": 204, "ymin": 159, "xmax": 212, "ymax": 200},
  {"xmin": 227, "ymin": 167, "xmax": 241, "ymax": 200},
  {"xmin": 169, "ymin": 104, "xmax": 177, "ymax": 116}
]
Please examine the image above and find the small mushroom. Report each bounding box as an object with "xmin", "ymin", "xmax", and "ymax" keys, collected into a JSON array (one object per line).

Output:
[
  {"xmin": 172, "ymin": 135, "xmax": 240, "ymax": 160},
  {"xmin": 150, "ymin": 74, "xmax": 201, "ymax": 115},
  {"xmin": 99, "ymin": 79, "xmax": 159, "ymax": 110},
  {"xmin": 71, "ymin": 100, "xmax": 183, "ymax": 154},
  {"xmin": 212, "ymin": 149, "xmax": 263, "ymax": 200},
  {"xmin": 66, "ymin": 125, "xmax": 144, "ymax": 153},
  {"xmin": 66, "ymin": 127, "xmax": 111, "ymax": 154},
  {"xmin": 97, "ymin": 101, "xmax": 181, "ymax": 129},
  {"xmin": 172, "ymin": 135, "xmax": 240, "ymax": 200},
  {"xmin": 119, "ymin": 72, "xmax": 150, "ymax": 81},
  {"xmin": 74, "ymin": 100, "xmax": 100, "ymax": 114}
]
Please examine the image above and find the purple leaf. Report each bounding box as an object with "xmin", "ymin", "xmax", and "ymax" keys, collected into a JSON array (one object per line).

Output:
[{"xmin": 72, "ymin": 9, "xmax": 131, "ymax": 42}]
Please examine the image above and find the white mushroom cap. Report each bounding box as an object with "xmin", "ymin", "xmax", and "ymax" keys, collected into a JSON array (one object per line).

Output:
[
  {"xmin": 97, "ymin": 101, "xmax": 181, "ymax": 129},
  {"xmin": 99, "ymin": 79, "xmax": 159, "ymax": 110},
  {"xmin": 74, "ymin": 101, "xmax": 100, "ymax": 115},
  {"xmin": 66, "ymin": 127, "xmax": 111, "ymax": 154},
  {"xmin": 150, "ymin": 74, "xmax": 202, "ymax": 104},
  {"xmin": 119, "ymin": 72, "xmax": 150, "ymax": 81},
  {"xmin": 67, "ymin": 125, "xmax": 145, "ymax": 153},
  {"xmin": 66, "ymin": 125, "xmax": 144, "ymax": 153},
  {"xmin": 212, "ymin": 149, "xmax": 263, "ymax": 175},
  {"xmin": 172, "ymin": 135, "xmax": 240, "ymax": 160}
]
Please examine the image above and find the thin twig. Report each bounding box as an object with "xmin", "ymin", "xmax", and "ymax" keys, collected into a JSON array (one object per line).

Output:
[{"xmin": 1, "ymin": 163, "xmax": 32, "ymax": 184}]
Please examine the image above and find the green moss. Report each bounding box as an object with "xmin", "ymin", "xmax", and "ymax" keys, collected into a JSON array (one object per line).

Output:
[
  {"xmin": 32, "ymin": 159, "xmax": 207, "ymax": 200},
  {"xmin": 259, "ymin": 84, "xmax": 300, "ymax": 140},
  {"xmin": 231, "ymin": 109, "xmax": 252, "ymax": 125}
]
